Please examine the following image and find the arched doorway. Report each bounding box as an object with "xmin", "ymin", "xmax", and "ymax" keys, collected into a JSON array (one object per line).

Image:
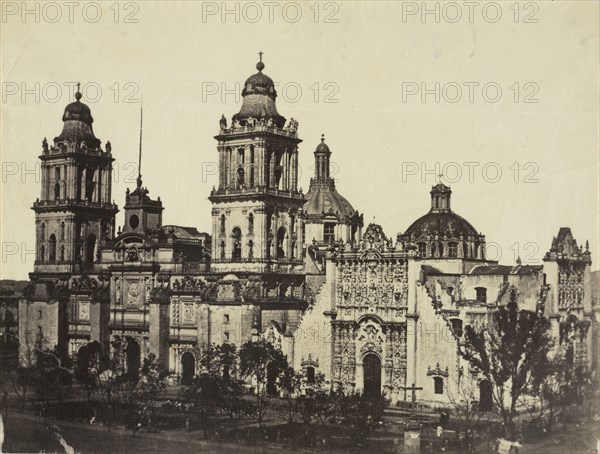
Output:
[
  {"xmin": 76, "ymin": 345, "xmax": 90, "ymax": 379},
  {"xmin": 363, "ymin": 354, "xmax": 381, "ymax": 397},
  {"xmin": 126, "ymin": 340, "xmax": 141, "ymax": 382},
  {"xmin": 84, "ymin": 234, "xmax": 96, "ymax": 263},
  {"xmin": 266, "ymin": 362, "xmax": 278, "ymax": 396},
  {"xmin": 479, "ymin": 380, "xmax": 493, "ymax": 412},
  {"xmin": 181, "ymin": 352, "xmax": 195, "ymax": 385}
]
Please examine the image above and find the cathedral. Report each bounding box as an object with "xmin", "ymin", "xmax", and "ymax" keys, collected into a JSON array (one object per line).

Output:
[{"xmin": 19, "ymin": 57, "xmax": 598, "ymax": 405}]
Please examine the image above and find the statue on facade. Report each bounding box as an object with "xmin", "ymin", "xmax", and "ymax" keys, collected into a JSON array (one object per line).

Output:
[
  {"xmin": 219, "ymin": 114, "xmax": 227, "ymax": 130},
  {"xmin": 42, "ymin": 137, "xmax": 49, "ymax": 152},
  {"xmin": 105, "ymin": 141, "xmax": 112, "ymax": 153}
]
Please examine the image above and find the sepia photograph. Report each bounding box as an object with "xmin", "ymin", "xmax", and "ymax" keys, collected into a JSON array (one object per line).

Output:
[{"xmin": 1, "ymin": 1, "xmax": 599, "ymax": 452}]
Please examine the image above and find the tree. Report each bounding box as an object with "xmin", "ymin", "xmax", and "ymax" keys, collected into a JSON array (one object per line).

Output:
[
  {"xmin": 238, "ymin": 339, "xmax": 288, "ymax": 428},
  {"xmin": 133, "ymin": 353, "xmax": 170, "ymax": 427},
  {"xmin": 30, "ymin": 346, "xmax": 73, "ymax": 403},
  {"xmin": 458, "ymin": 297, "xmax": 554, "ymax": 439},
  {"xmin": 181, "ymin": 373, "xmax": 221, "ymax": 438},
  {"xmin": 279, "ymin": 366, "xmax": 326, "ymax": 425},
  {"xmin": 180, "ymin": 343, "xmax": 246, "ymax": 437},
  {"xmin": 445, "ymin": 375, "xmax": 484, "ymax": 448},
  {"xmin": 527, "ymin": 326, "xmax": 592, "ymax": 430},
  {"xmin": 332, "ymin": 389, "xmax": 386, "ymax": 447}
]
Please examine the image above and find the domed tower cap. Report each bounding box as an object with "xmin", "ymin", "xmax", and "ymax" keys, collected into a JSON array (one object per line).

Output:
[{"xmin": 315, "ymin": 134, "xmax": 331, "ymax": 154}]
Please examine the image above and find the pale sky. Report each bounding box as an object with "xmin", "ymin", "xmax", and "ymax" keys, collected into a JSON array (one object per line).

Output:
[{"xmin": 1, "ymin": 1, "xmax": 599, "ymax": 279}]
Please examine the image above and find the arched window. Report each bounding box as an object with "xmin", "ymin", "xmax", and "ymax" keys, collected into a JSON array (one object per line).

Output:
[
  {"xmin": 40, "ymin": 245, "xmax": 45, "ymax": 262},
  {"xmin": 237, "ymin": 167, "xmax": 245, "ymax": 188},
  {"xmin": 60, "ymin": 245, "xmax": 65, "ymax": 262},
  {"xmin": 276, "ymin": 227, "xmax": 287, "ymax": 259},
  {"xmin": 84, "ymin": 234, "xmax": 96, "ymax": 264},
  {"xmin": 48, "ymin": 235, "xmax": 57, "ymax": 262},
  {"xmin": 248, "ymin": 213, "xmax": 254, "ymax": 234},
  {"xmin": 232, "ymin": 228, "xmax": 242, "ymax": 261},
  {"xmin": 60, "ymin": 222, "xmax": 65, "ymax": 240},
  {"xmin": 433, "ymin": 376, "xmax": 444, "ymax": 394},
  {"xmin": 40, "ymin": 223, "xmax": 46, "ymax": 241},
  {"xmin": 219, "ymin": 215, "xmax": 226, "ymax": 235},
  {"xmin": 417, "ymin": 242, "xmax": 427, "ymax": 258},
  {"xmin": 448, "ymin": 242, "xmax": 458, "ymax": 258},
  {"xmin": 220, "ymin": 241, "xmax": 226, "ymax": 259}
]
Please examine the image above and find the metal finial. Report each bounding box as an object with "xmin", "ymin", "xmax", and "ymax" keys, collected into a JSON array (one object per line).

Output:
[
  {"xmin": 321, "ymin": 134, "xmax": 325, "ymax": 143},
  {"xmin": 256, "ymin": 51, "xmax": 265, "ymax": 72}
]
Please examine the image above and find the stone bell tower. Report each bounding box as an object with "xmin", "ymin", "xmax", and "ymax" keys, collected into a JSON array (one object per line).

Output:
[
  {"xmin": 21, "ymin": 85, "xmax": 118, "ymax": 355},
  {"xmin": 33, "ymin": 85, "xmax": 118, "ymax": 275},
  {"xmin": 209, "ymin": 54, "xmax": 305, "ymax": 272}
]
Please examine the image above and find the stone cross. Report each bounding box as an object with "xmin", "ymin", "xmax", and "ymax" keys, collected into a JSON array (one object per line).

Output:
[{"xmin": 402, "ymin": 383, "xmax": 423, "ymax": 416}]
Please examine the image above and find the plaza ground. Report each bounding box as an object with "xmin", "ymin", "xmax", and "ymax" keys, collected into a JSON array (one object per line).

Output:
[{"xmin": 2, "ymin": 407, "xmax": 599, "ymax": 453}]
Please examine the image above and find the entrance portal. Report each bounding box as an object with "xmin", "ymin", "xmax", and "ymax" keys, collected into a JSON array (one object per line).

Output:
[
  {"xmin": 363, "ymin": 354, "xmax": 381, "ymax": 397},
  {"xmin": 479, "ymin": 380, "xmax": 493, "ymax": 412},
  {"xmin": 181, "ymin": 352, "xmax": 195, "ymax": 385}
]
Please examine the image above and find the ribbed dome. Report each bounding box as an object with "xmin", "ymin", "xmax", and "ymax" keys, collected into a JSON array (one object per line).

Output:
[
  {"xmin": 304, "ymin": 185, "xmax": 357, "ymax": 219},
  {"xmin": 404, "ymin": 211, "xmax": 479, "ymax": 238}
]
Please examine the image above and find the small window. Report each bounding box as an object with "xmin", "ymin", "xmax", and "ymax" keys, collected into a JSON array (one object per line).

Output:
[
  {"xmin": 448, "ymin": 242, "xmax": 458, "ymax": 258},
  {"xmin": 224, "ymin": 314, "xmax": 230, "ymax": 324},
  {"xmin": 417, "ymin": 242, "xmax": 427, "ymax": 258},
  {"xmin": 475, "ymin": 287, "xmax": 487, "ymax": 303},
  {"xmin": 324, "ymin": 223, "xmax": 335, "ymax": 243},
  {"xmin": 224, "ymin": 332, "xmax": 230, "ymax": 342},
  {"xmin": 38, "ymin": 310, "xmax": 43, "ymax": 320},
  {"xmin": 434, "ymin": 376, "xmax": 444, "ymax": 395}
]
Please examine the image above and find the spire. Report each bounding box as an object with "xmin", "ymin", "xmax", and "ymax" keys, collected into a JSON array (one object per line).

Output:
[{"xmin": 137, "ymin": 102, "xmax": 143, "ymax": 189}]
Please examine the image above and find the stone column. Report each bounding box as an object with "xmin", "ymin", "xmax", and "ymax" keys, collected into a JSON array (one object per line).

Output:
[{"xmin": 269, "ymin": 149, "xmax": 276, "ymax": 189}]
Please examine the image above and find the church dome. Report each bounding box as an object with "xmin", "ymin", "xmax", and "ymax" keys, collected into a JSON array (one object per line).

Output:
[
  {"xmin": 399, "ymin": 183, "xmax": 486, "ymax": 260},
  {"xmin": 404, "ymin": 210, "xmax": 478, "ymax": 238},
  {"xmin": 54, "ymin": 88, "xmax": 100, "ymax": 148},
  {"xmin": 305, "ymin": 185, "xmax": 357, "ymax": 219},
  {"xmin": 62, "ymin": 91, "xmax": 93, "ymax": 124},
  {"xmin": 243, "ymin": 70, "xmax": 277, "ymax": 99},
  {"xmin": 233, "ymin": 56, "xmax": 285, "ymax": 128}
]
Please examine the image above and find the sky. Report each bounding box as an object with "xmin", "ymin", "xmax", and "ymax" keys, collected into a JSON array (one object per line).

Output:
[{"xmin": 1, "ymin": 0, "xmax": 599, "ymax": 280}]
